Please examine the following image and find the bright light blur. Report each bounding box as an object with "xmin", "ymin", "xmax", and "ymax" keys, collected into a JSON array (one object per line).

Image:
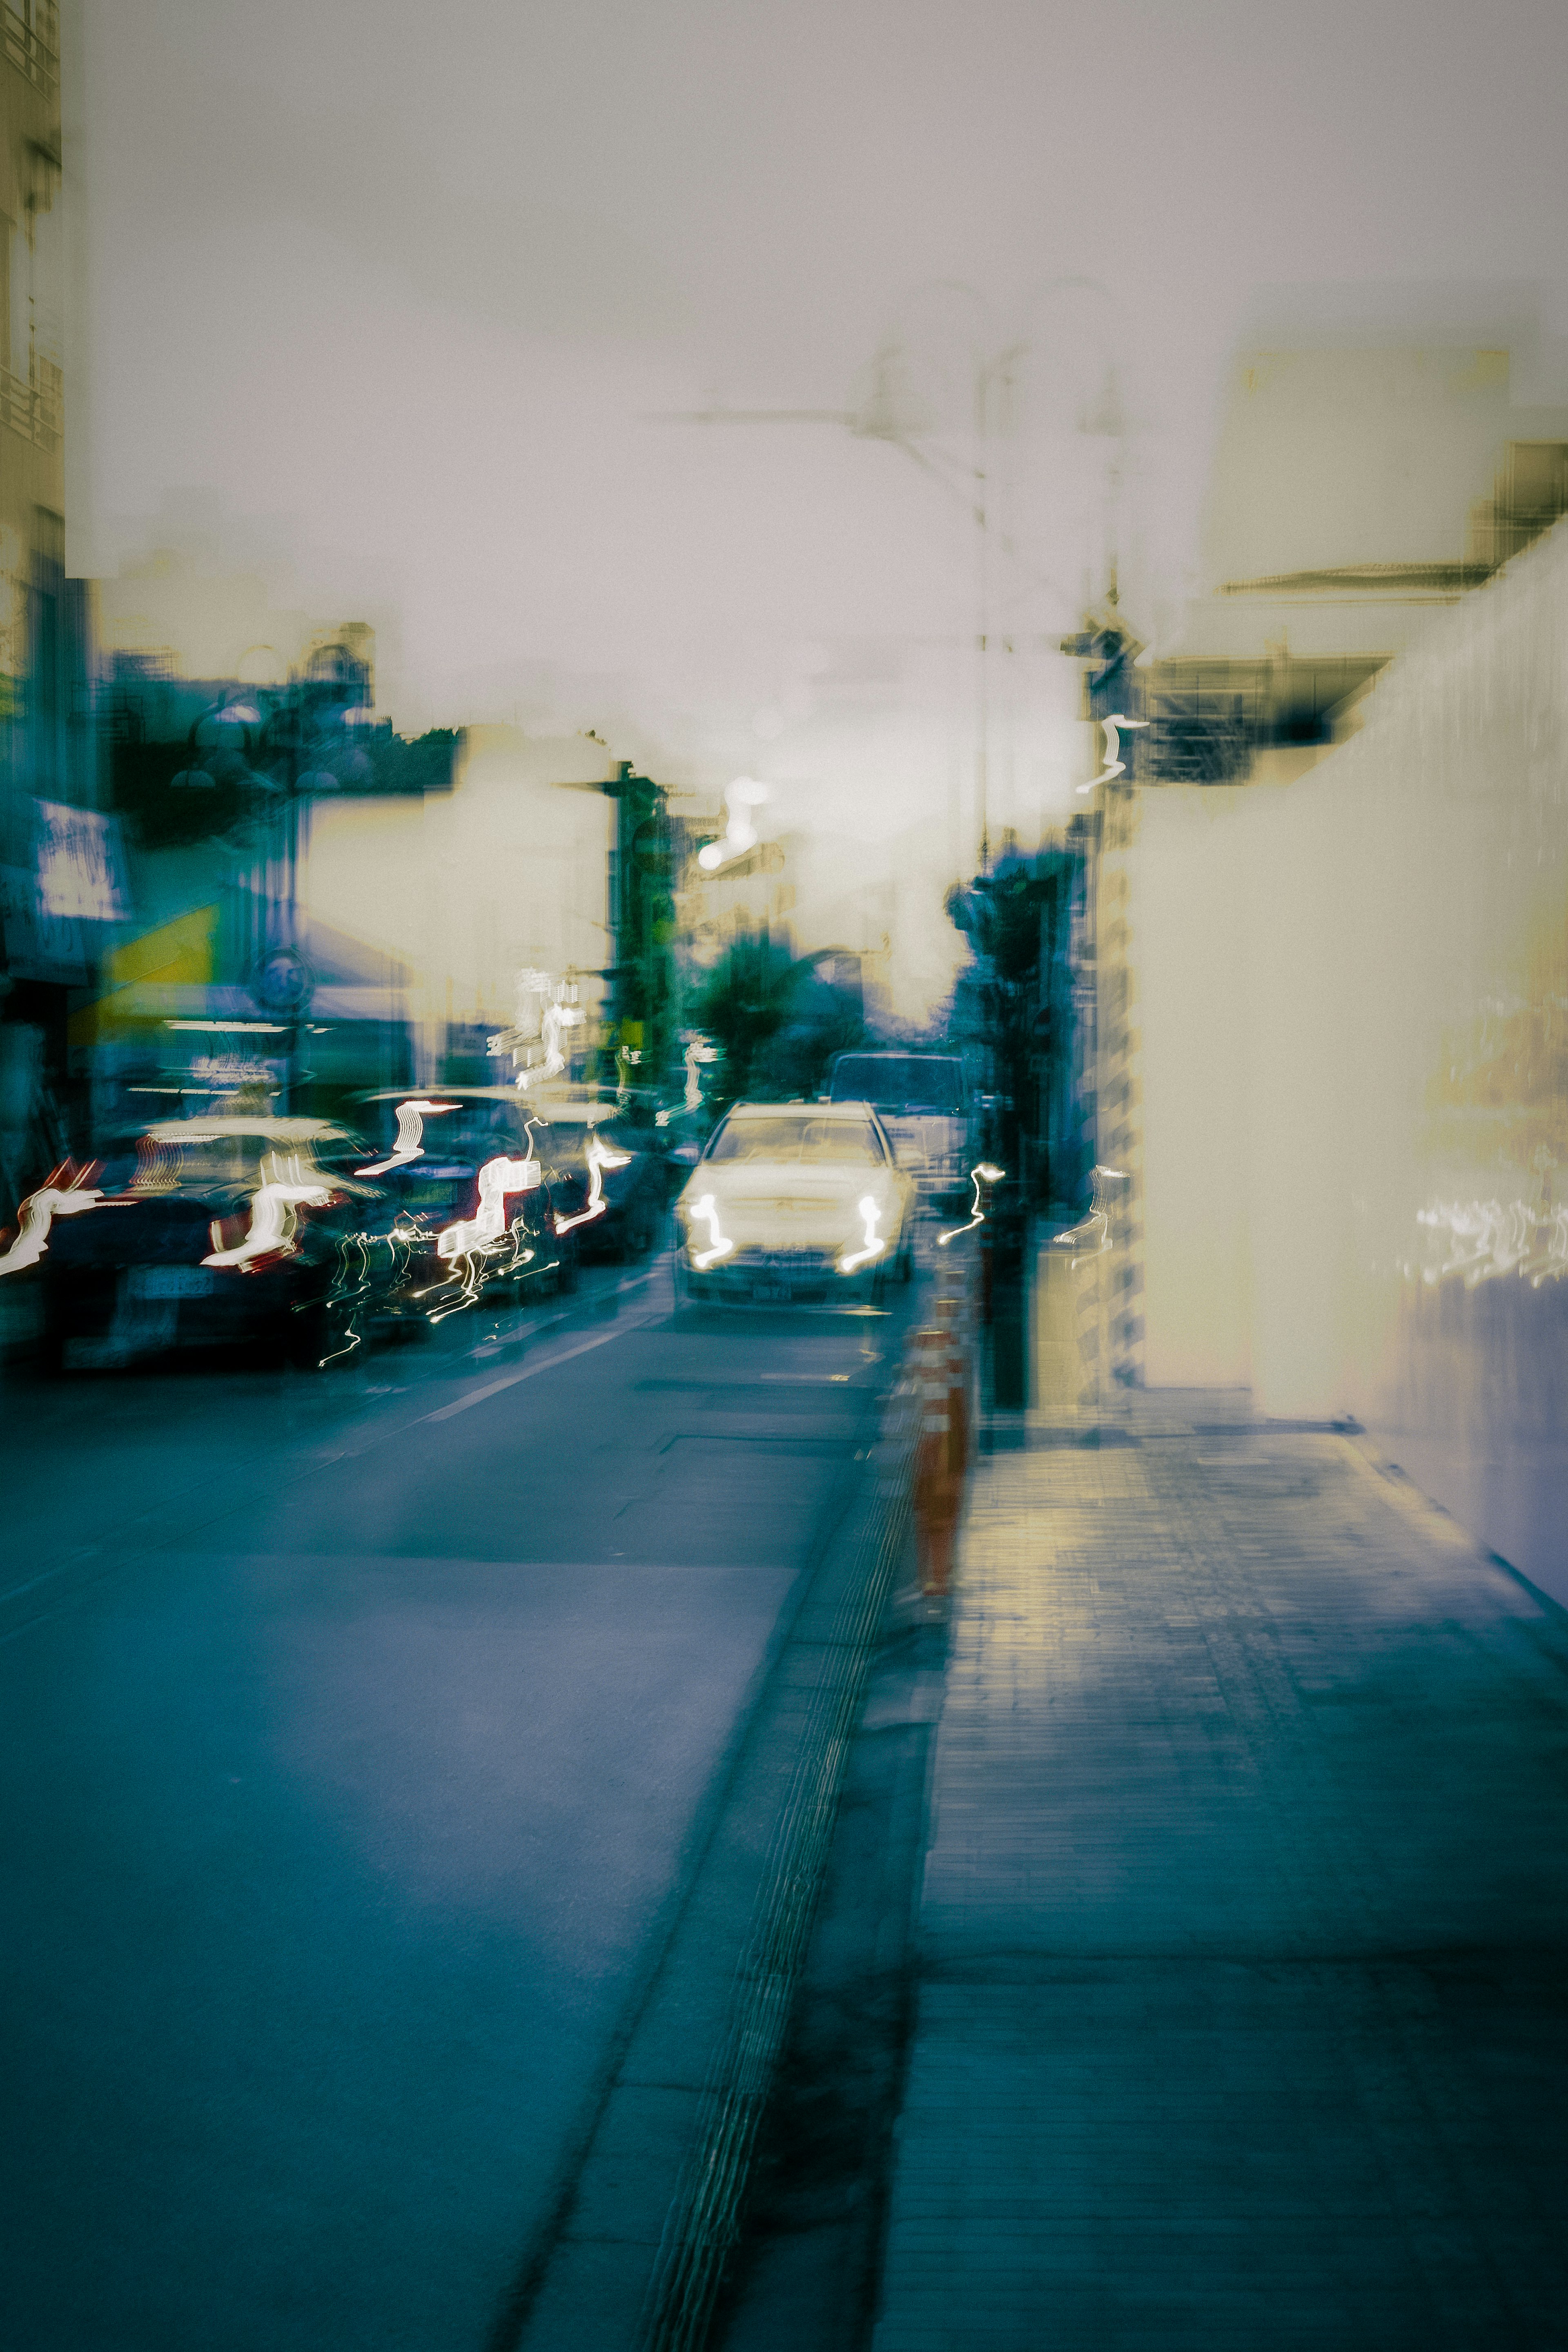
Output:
[
  {"xmin": 436, "ymin": 1153, "xmax": 542, "ymax": 1263},
  {"xmin": 553, "ymin": 1133, "xmax": 632, "ymax": 1236},
  {"xmin": 838, "ymin": 1195, "xmax": 885, "ymax": 1274},
  {"xmin": 0, "ymin": 1180, "xmax": 105, "ymax": 1277},
  {"xmin": 687, "ymin": 1193, "xmax": 734, "ymax": 1271},
  {"xmin": 356, "ymin": 1100, "xmax": 461, "ymax": 1176},
  {"xmin": 201, "ymin": 1155, "xmax": 333, "ymax": 1271}
]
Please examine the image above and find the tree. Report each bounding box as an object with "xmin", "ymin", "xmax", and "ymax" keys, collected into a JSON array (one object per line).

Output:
[
  {"xmin": 947, "ymin": 844, "xmax": 1072, "ymax": 1196},
  {"xmin": 686, "ymin": 929, "xmax": 803, "ymax": 1105},
  {"xmin": 947, "ymin": 838, "xmax": 1082, "ymax": 1410}
]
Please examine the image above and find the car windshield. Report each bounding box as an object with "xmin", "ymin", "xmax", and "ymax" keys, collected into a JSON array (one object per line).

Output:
[
  {"xmin": 707, "ymin": 1115, "xmax": 884, "ymax": 1166},
  {"xmin": 829, "ymin": 1056, "xmax": 963, "ymax": 1115}
]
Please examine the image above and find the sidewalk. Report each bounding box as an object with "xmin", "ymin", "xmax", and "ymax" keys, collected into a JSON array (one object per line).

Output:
[{"xmin": 871, "ymin": 1390, "xmax": 1568, "ymax": 2350}]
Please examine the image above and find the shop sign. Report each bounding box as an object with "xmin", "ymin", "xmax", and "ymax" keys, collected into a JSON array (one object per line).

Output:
[{"xmin": 33, "ymin": 800, "xmax": 130, "ymax": 922}]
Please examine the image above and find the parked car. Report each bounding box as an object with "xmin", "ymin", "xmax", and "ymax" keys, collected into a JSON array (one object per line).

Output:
[
  {"xmin": 826, "ymin": 1050, "xmax": 974, "ymax": 1210},
  {"xmin": 674, "ymin": 1099, "xmax": 915, "ymax": 1304},
  {"xmin": 528, "ymin": 1095, "xmax": 667, "ymax": 1263},
  {"xmin": 352, "ymin": 1087, "xmax": 576, "ymax": 1327},
  {"xmin": 31, "ymin": 1116, "xmax": 381, "ymax": 1370}
]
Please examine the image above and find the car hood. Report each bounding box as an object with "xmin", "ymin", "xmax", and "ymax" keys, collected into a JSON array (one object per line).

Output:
[
  {"xmin": 683, "ymin": 1158, "xmax": 893, "ymax": 1198},
  {"xmin": 678, "ymin": 1162, "xmax": 904, "ymax": 1238}
]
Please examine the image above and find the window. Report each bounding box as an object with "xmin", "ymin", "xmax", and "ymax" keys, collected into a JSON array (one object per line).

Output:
[{"xmin": 707, "ymin": 1115, "xmax": 884, "ymax": 1166}]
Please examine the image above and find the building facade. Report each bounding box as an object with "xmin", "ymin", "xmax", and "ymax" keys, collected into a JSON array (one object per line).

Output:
[
  {"xmin": 1064, "ymin": 330, "xmax": 1568, "ymax": 1600},
  {"xmin": 2, "ymin": 0, "xmax": 110, "ymax": 1228}
]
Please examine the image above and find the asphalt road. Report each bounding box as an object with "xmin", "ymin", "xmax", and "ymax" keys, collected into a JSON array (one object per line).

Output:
[{"xmin": 0, "ymin": 1246, "xmax": 913, "ymax": 2352}]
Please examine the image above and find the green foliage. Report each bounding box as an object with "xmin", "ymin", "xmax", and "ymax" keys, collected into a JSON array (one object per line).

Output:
[
  {"xmin": 363, "ymin": 727, "xmax": 458, "ymax": 795},
  {"xmin": 946, "ymin": 852, "xmax": 1071, "ymax": 983},
  {"xmin": 753, "ymin": 985, "xmax": 866, "ymax": 1102},
  {"xmin": 687, "ymin": 931, "xmax": 803, "ymax": 1103},
  {"xmin": 688, "ymin": 930, "xmax": 871, "ymax": 1105}
]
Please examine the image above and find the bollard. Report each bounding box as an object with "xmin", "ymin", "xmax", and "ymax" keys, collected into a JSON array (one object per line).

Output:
[{"xmin": 909, "ymin": 1258, "xmax": 977, "ymax": 1597}]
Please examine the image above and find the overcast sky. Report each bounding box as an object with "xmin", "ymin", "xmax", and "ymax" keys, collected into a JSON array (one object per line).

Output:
[{"xmin": 76, "ymin": 0, "xmax": 1568, "ymax": 813}]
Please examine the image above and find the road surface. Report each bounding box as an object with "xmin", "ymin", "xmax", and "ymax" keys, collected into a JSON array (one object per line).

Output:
[{"xmin": 0, "ymin": 1249, "xmax": 914, "ymax": 2351}]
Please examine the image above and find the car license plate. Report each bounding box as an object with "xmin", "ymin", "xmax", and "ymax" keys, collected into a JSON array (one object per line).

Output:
[
  {"xmin": 127, "ymin": 1265, "xmax": 215, "ymax": 1301},
  {"xmin": 752, "ymin": 1281, "xmax": 792, "ymax": 1302}
]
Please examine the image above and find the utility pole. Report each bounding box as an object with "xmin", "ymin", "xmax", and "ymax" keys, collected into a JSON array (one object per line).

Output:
[{"xmin": 552, "ymin": 762, "xmax": 677, "ymax": 1093}]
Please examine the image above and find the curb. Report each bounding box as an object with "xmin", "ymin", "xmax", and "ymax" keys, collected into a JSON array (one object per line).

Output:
[
  {"xmin": 639, "ymin": 1381, "xmax": 919, "ymax": 2351},
  {"xmin": 512, "ymin": 1349, "xmax": 921, "ymax": 2352}
]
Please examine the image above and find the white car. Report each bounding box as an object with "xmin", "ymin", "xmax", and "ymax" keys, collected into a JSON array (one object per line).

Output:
[{"xmin": 675, "ymin": 1100, "xmax": 915, "ymax": 1304}]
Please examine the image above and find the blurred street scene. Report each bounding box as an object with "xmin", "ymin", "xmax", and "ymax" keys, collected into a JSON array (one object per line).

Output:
[{"xmin": 2, "ymin": 3, "xmax": 1567, "ymax": 2348}]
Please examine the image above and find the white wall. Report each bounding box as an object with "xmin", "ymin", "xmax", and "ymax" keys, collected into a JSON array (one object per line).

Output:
[
  {"xmin": 302, "ymin": 728, "xmax": 614, "ymax": 1058},
  {"xmin": 1126, "ymin": 517, "xmax": 1568, "ymax": 1552},
  {"xmin": 1132, "ymin": 787, "xmax": 1253, "ymax": 1391}
]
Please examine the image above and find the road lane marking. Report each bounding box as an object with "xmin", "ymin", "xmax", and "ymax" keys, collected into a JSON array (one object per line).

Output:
[
  {"xmin": 421, "ymin": 1310, "xmax": 661, "ymax": 1422},
  {"xmin": 617, "ymin": 1263, "xmax": 665, "ymax": 1293}
]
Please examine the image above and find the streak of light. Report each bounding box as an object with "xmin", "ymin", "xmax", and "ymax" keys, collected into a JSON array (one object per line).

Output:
[
  {"xmin": 202, "ymin": 1151, "xmax": 333, "ymax": 1269},
  {"xmin": 938, "ymin": 1163, "xmax": 1005, "ymax": 1246},
  {"xmin": 1076, "ymin": 713, "xmax": 1147, "ymax": 795},
  {"xmin": 697, "ymin": 779, "xmax": 770, "ymax": 871},
  {"xmin": 555, "ymin": 1133, "xmax": 633, "ymax": 1234},
  {"xmin": 516, "ymin": 999, "xmax": 583, "ymax": 1091},
  {"xmin": 839, "ymin": 1194, "xmax": 887, "ymax": 1273},
  {"xmin": 683, "ymin": 1035, "xmax": 717, "ymax": 1111},
  {"xmin": 1052, "ymin": 1165, "xmax": 1127, "ymax": 1269},
  {"xmin": 687, "ymin": 1191, "xmax": 734, "ymax": 1270},
  {"xmin": 0, "ymin": 1166, "xmax": 105, "ymax": 1276},
  {"xmin": 1415, "ymin": 1197, "xmax": 1568, "ymax": 1289},
  {"xmin": 356, "ymin": 1099, "xmax": 461, "ymax": 1176},
  {"xmin": 436, "ymin": 1154, "xmax": 542, "ymax": 1263}
]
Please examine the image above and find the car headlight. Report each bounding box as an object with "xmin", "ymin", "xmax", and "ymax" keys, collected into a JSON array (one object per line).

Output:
[
  {"xmin": 838, "ymin": 1193, "xmax": 889, "ymax": 1274},
  {"xmin": 684, "ymin": 1191, "xmax": 734, "ymax": 1270}
]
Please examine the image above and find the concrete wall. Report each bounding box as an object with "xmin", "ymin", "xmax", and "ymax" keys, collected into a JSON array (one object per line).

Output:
[
  {"xmin": 1132, "ymin": 787, "xmax": 1253, "ymax": 1392},
  {"xmin": 1125, "ymin": 517, "xmax": 1568, "ymax": 1597}
]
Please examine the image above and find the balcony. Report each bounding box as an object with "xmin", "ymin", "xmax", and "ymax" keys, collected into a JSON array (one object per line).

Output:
[
  {"xmin": 2, "ymin": 1, "xmax": 58, "ymax": 95},
  {"xmin": 0, "ymin": 358, "xmax": 62, "ymax": 452}
]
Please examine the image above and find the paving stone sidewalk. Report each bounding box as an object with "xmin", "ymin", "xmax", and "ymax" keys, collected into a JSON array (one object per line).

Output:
[{"xmin": 871, "ymin": 1395, "xmax": 1568, "ymax": 2352}]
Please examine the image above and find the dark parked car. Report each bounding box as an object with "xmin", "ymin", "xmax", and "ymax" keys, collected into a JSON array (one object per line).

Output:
[
  {"xmin": 33, "ymin": 1116, "xmax": 381, "ymax": 1370},
  {"xmin": 527, "ymin": 1096, "xmax": 667, "ymax": 1263},
  {"xmin": 351, "ymin": 1087, "xmax": 577, "ymax": 1327}
]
